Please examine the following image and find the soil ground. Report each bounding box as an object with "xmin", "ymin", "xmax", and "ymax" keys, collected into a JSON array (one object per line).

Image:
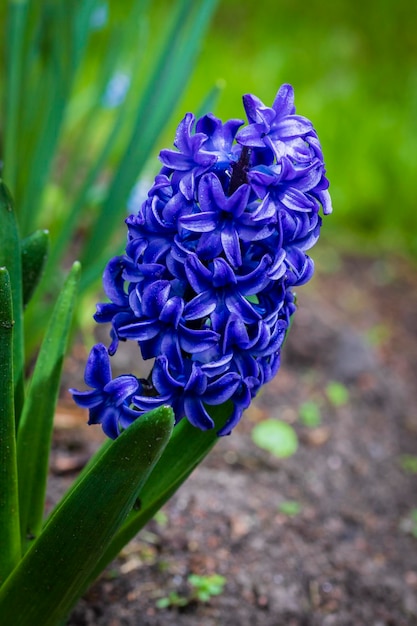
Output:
[{"xmin": 50, "ymin": 253, "xmax": 417, "ymax": 626}]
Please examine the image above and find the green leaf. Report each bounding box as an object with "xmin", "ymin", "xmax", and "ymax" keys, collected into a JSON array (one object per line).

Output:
[
  {"xmin": 0, "ymin": 406, "xmax": 174, "ymax": 625},
  {"xmin": 3, "ymin": 0, "xmax": 28, "ymax": 194},
  {"xmin": 17, "ymin": 261, "xmax": 80, "ymax": 550},
  {"xmin": 42, "ymin": 1, "xmax": 150, "ymax": 279},
  {"xmin": 17, "ymin": 1, "xmax": 98, "ymax": 235},
  {"xmin": 298, "ymin": 401, "xmax": 322, "ymax": 428},
  {"xmin": 325, "ymin": 381, "xmax": 349, "ymax": 407},
  {"xmin": 0, "ymin": 268, "xmax": 21, "ymax": 584},
  {"xmin": 188, "ymin": 573, "xmax": 226, "ymax": 600},
  {"xmin": 251, "ymin": 419, "xmax": 298, "ymax": 458},
  {"xmin": 21, "ymin": 229, "xmax": 49, "ymax": 307},
  {"xmin": 87, "ymin": 402, "xmax": 231, "ymax": 583},
  {"xmin": 0, "ymin": 180, "xmax": 24, "ymax": 422},
  {"xmin": 278, "ymin": 500, "xmax": 302, "ymax": 517},
  {"xmin": 80, "ymin": 0, "xmax": 219, "ymax": 286}
]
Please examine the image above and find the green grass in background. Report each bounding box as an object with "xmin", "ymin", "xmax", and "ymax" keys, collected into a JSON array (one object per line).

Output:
[
  {"xmin": 0, "ymin": 0, "xmax": 220, "ymax": 354},
  {"xmin": 2, "ymin": 0, "xmax": 415, "ymax": 262},
  {"xmin": 165, "ymin": 0, "xmax": 417, "ymax": 258}
]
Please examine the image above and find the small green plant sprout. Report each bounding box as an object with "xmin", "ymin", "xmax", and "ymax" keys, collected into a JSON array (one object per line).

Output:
[
  {"xmin": 251, "ymin": 419, "xmax": 298, "ymax": 459},
  {"xmin": 399, "ymin": 455, "xmax": 417, "ymax": 474},
  {"xmin": 298, "ymin": 401, "xmax": 322, "ymax": 428},
  {"xmin": 156, "ymin": 591, "xmax": 189, "ymax": 609},
  {"xmin": 153, "ymin": 510, "xmax": 169, "ymax": 527},
  {"xmin": 156, "ymin": 574, "xmax": 226, "ymax": 609},
  {"xmin": 325, "ymin": 381, "xmax": 349, "ymax": 407},
  {"xmin": 188, "ymin": 574, "xmax": 226, "ymax": 602},
  {"xmin": 278, "ymin": 500, "xmax": 302, "ymax": 517}
]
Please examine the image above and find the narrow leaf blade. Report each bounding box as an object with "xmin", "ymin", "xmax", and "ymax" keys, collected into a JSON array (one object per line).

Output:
[
  {"xmin": 17, "ymin": 261, "xmax": 80, "ymax": 549},
  {"xmin": 91, "ymin": 401, "xmax": 230, "ymax": 580},
  {"xmin": 0, "ymin": 268, "xmax": 21, "ymax": 584},
  {"xmin": 21, "ymin": 229, "xmax": 49, "ymax": 307},
  {"xmin": 0, "ymin": 180, "xmax": 24, "ymax": 422},
  {"xmin": 3, "ymin": 0, "xmax": 28, "ymax": 194},
  {"xmin": 0, "ymin": 406, "xmax": 174, "ymax": 625},
  {"xmin": 80, "ymin": 0, "xmax": 219, "ymax": 280}
]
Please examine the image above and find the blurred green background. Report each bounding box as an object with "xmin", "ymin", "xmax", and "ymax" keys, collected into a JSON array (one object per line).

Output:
[
  {"xmin": 165, "ymin": 0, "xmax": 417, "ymax": 257},
  {"xmin": 2, "ymin": 0, "xmax": 416, "ymax": 273}
]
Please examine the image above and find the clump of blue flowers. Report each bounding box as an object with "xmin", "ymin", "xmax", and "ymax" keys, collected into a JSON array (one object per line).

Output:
[{"xmin": 72, "ymin": 84, "xmax": 331, "ymax": 438}]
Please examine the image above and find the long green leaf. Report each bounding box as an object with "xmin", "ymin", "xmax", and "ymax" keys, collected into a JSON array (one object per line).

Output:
[
  {"xmin": 17, "ymin": 261, "xmax": 80, "ymax": 550},
  {"xmin": 18, "ymin": 4, "xmax": 148, "ymax": 302},
  {"xmin": 21, "ymin": 229, "xmax": 49, "ymax": 307},
  {"xmin": 0, "ymin": 180, "xmax": 24, "ymax": 422},
  {"xmin": 0, "ymin": 406, "xmax": 174, "ymax": 625},
  {"xmin": 42, "ymin": 0, "xmax": 148, "ymax": 281},
  {"xmin": 17, "ymin": 1, "xmax": 97, "ymax": 234},
  {"xmin": 3, "ymin": 0, "xmax": 29, "ymax": 194},
  {"xmin": 80, "ymin": 0, "xmax": 219, "ymax": 285},
  {"xmin": 90, "ymin": 402, "xmax": 230, "ymax": 581},
  {"xmin": 0, "ymin": 268, "xmax": 21, "ymax": 585}
]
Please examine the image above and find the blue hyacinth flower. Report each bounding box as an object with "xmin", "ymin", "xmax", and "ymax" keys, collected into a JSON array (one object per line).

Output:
[{"xmin": 72, "ymin": 84, "xmax": 332, "ymax": 437}]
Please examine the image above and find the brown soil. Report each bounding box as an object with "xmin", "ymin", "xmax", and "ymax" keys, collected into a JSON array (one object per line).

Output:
[{"xmin": 51, "ymin": 253, "xmax": 417, "ymax": 626}]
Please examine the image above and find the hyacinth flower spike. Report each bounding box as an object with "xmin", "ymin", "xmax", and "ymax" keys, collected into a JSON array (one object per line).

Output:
[{"xmin": 72, "ymin": 83, "xmax": 331, "ymax": 442}]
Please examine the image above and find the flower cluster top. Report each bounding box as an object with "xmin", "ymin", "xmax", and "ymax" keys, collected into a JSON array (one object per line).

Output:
[{"xmin": 71, "ymin": 84, "xmax": 332, "ymax": 438}]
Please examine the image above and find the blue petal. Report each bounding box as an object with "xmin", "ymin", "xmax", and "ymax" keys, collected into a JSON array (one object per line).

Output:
[
  {"xmin": 221, "ymin": 222, "xmax": 241, "ymax": 268},
  {"xmin": 98, "ymin": 405, "xmax": 121, "ymax": 439},
  {"xmin": 196, "ymin": 230, "xmax": 223, "ymax": 260},
  {"xmin": 184, "ymin": 363, "xmax": 207, "ymax": 395},
  {"xmin": 103, "ymin": 375, "xmax": 139, "ymax": 405},
  {"xmin": 159, "ymin": 296, "xmax": 184, "ymax": 326},
  {"xmin": 84, "ymin": 344, "xmax": 112, "ymax": 389},
  {"xmin": 179, "ymin": 324, "xmax": 220, "ymax": 353},
  {"xmin": 212, "ymin": 257, "xmax": 237, "ymax": 287},
  {"xmin": 118, "ymin": 319, "xmax": 161, "ymax": 341},
  {"xmin": 204, "ymin": 372, "xmax": 241, "ymax": 405},
  {"xmin": 179, "ymin": 211, "xmax": 217, "ymax": 232},
  {"xmin": 183, "ymin": 291, "xmax": 216, "ymax": 320},
  {"xmin": 118, "ymin": 405, "xmax": 140, "ymax": 431},
  {"xmin": 279, "ymin": 188, "xmax": 316, "ymax": 212},
  {"xmin": 94, "ymin": 302, "xmax": 123, "ymax": 324},
  {"xmin": 241, "ymin": 93, "xmax": 274, "ymax": 126},
  {"xmin": 216, "ymin": 405, "xmax": 244, "ymax": 437},
  {"xmin": 132, "ymin": 393, "xmax": 173, "ymax": 411},
  {"xmin": 184, "ymin": 254, "xmax": 212, "ymax": 292},
  {"xmin": 271, "ymin": 84, "xmax": 296, "ymax": 117},
  {"xmin": 70, "ymin": 389, "xmax": 104, "ymax": 409},
  {"xmin": 236, "ymin": 123, "xmax": 266, "ymax": 148},
  {"xmin": 236, "ymin": 255, "xmax": 272, "ymax": 294},
  {"xmin": 152, "ymin": 356, "xmax": 184, "ymax": 395},
  {"xmin": 225, "ymin": 292, "xmax": 261, "ymax": 323},
  {"xmin": 273, "ymin": 115, "xmax": 313, "ymax": 138},
  {"xmin": 223, "ymin": 315, "xmax": 250, "ymax": 351},
  {"xmin": 201, "ymin": 353, "xmax": 233, "ymax": 377},
  {"xmin": 141, "ymin": 280, "xmax": 171, "ymax": 317},
  {"xmin": 184, "ymin": 397, "xmax": 214, "ymax": 430},
  {"xmin": 103, "ymin": 256, "xmax": 129, "ymax": 306}
]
